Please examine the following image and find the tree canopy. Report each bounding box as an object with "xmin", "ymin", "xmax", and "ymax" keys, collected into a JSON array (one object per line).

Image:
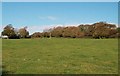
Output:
[{"xmin": 1, "ymin": 22, "xmax": 119, "ymax": 39}]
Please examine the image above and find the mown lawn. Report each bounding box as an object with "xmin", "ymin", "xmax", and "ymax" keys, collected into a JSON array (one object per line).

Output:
[{"xmin": 2, "ymin": 38, "xmax": 118, "ymax": 74}]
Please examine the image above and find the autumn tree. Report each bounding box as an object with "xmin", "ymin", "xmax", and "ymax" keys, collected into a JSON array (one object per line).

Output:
[
  {"xmin": 42, "ymin": 32, "xmax": 50, "ymax": 38},
  {"xmin": 92, "ymin": 22, "xmax": 117, "ymax": 38},
  {"xmin": 51, "ymin": 27, "xmax": 64, "ymax": 37},
  {"xmin": 43, "ymin": 28, "xmax": 52, "ymax": 38},
  {"xmin": 45, "ymin": 22, "xmax": 117, "ymax": 39},
  {"xmin": 62, "ymin": 26, "xmax": 84, "ymax": 38},
  {"xmin": 18, "ymin": 26, "xmax": 29, "ymax": 38},
  {"xmin": 78, "ymin": 24, "xmax": 94, "ymax": 37},
  {"xmin": 31, "ymin": 32, "xmax": 42, "ymax": 38}
]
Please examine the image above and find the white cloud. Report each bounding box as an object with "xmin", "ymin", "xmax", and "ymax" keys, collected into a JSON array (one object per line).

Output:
[
  {"xmin": 39, "ymin": 17, "xmax": 46, "ymax": 20},
  {"xmin": 27, "ymin": 24, "xmax": 80, "ymax": 35},
  {"xmin": 47, "ymin": 16, "xmax": 56, "ymax": 21},
  {"xmin": 28, "ymin": 25, "xmax": 49, "ymax": 34},
  {"xmin": 109, "ymin": 22, "xmax": 118, "ymax": 27},
  {"xmin": 39, "ymin": 16, "xmax": 57, "ymax": 21},
  {"xmin": 27, "ymin": 24, "xmax": 61, "ymax": 35}
]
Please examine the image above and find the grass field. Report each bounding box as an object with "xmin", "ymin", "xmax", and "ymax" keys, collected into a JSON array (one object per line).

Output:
[{"xmin": 2, "ymin": 38, "xmax": 118, "ymax": 74}]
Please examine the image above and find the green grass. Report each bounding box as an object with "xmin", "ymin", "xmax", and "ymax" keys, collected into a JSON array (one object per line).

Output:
[{"xmin": 2, "ymin": 38, "xmax": 118, "ymax": 74}]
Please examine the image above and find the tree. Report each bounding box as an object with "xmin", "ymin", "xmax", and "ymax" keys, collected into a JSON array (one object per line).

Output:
[
  {"xmin": 43, "ymin": 28, "xmax": 53, "ymax": 38},
  {"xmin": 117, "ymin": 27, "xmax": 120, "ymax": 32},
  {"xmin": 31, "ymin": 32, "xmax": 42, "ymax": 38},
  {"xmin": 115, "ymin": 27, "xmax": 120, "ymax": 38},
  {"xmin": 51, "ymin": 27, "xmax": 64, "ymax": 37},
  {"xmin": 78, "ymin": 24, "xmax": 94, "ymax": 37},
  {"xmin": 31, "ymin": 22, "xmax": 118, "ymax": 39},
  {"xmin": 42, "ymin": 32, "xmax": 50, "ymax": 38},
  {"xmin": 2, "ymin": 24, "xmax": 17, "ymax": 38},
  {"xmin": 18, "ymin": 26, "xmax": 29, "ymax": 38},
  {"xmin": 62, "ymin": 26, "xmax": 84, "ymax": 38},
  {"xmin": 92, "ymin": 22, "xmax": 117, "ymax": 38}
]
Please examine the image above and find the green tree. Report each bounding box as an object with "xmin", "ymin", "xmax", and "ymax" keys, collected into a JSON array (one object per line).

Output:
[{"xmin": 2, "ymin": 24, "xmax": 16, "ymax": 38}]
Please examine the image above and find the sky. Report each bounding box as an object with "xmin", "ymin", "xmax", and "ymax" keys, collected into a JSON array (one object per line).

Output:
[
  {"xmin": 1, "ymin": 0, "xmax": 120, "ymax": 2},
  {"xmin": 1, "ymin": 2, "xmax": 118, "ymax": 34}
]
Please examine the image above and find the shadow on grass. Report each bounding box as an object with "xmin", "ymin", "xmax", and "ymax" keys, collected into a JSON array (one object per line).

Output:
[{"xmin": 1, "ymin": 65, "xmax": 14, "ymax": 76}]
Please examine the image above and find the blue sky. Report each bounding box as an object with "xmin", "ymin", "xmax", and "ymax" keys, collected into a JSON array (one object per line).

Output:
[
  {"xmin": 1, "ymin": 0, "xmax": 120, "ymax": 2},
  {"xmin": 2, "ymin": 2, "xmax": 118, "ymax": 34}
]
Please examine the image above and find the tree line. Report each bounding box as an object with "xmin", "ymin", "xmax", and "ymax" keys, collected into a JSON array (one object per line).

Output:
[
  {"xmin": 1, "ymin": 22, "xmax": 120, "ymax": 39},
  {"xmin": 1, "ymin": 24, "xmax": 29, "ymax": 39}
]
